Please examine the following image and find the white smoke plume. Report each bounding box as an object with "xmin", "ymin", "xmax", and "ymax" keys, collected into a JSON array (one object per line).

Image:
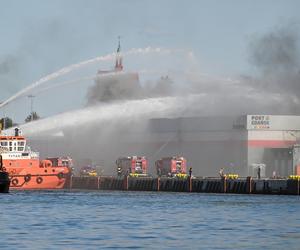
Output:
[{"xmin": 4, "ymin": 23, "xmax": 300, "ymax": 175}]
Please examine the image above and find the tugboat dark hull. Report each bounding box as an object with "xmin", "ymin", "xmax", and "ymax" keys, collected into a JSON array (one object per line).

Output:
[{"xmin": 0, "ymin": 171, "xmax": 10, "ymax": 193}]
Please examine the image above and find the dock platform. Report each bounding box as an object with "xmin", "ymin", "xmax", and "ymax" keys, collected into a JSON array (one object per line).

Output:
[{"xmin": 66, "ymin": 176, "xmax": 300, "ymax": 195}]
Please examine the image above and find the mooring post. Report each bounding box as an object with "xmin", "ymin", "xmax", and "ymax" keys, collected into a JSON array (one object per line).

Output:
[
  {"xmin": 298, "ymin": 178, "xmax": 300, "ymax": 196},
  {"xmin": 97, "ymin": 176, "xmax": 100, "ymax": 190},
  {"xmin": 157, "ymin": 177, "xmax": 160, "ymax": 191},
  {"xmin": 124, "ymin": 175, "xmax": 129, "ymax": 191},
  {"xmin": 247, "ymin": 176, "xmax": 252, "ymax": 194},
  {"xmin": 223, "ymin": 176, "xmax": 227, "ymax": 193},
  {"xmin": 69, "ymin": 175, "xmax": 73, "ymax": 190},
  {"xmin": 189, "ymin": 176, "xmax": 192, "ymax": 192}
]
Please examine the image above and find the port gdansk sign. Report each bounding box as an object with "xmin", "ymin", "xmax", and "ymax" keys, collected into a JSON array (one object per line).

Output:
[
  {"xmin": 247, "ymin": 115, "xmax": 270, "ymax": 130},
  {"xmin": 246, "ymin": 115, "xmax": 300, "ymax": 130}
]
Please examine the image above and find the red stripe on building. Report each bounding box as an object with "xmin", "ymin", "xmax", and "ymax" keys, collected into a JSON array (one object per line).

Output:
[{"xmin": 248, "ymin": 140, "xmax": 295, "ymax": 148}]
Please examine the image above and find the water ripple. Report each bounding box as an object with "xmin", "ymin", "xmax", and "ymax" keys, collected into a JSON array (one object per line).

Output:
[{"xmin": 1, "ymin": 190, "xmax": 300, "ymax": 249}]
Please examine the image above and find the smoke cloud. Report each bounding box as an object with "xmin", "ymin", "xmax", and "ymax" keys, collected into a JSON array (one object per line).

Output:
[
  {"xmin": 244, "ymin": 23, "xmax": 300, "ymax": 104},
  {"xmin": 84, "ymin": 23, "xmax": 300, "ymax": 117},
  {"xmin": 249, "ymin": 24, "xmax": 299, "ymax": 73},
  {"xmin": 86, "ymin": 72, "xmax": 174, "ymax": 105},
  {"xmin": 0, "ymin": 55, "xmax": 18, "ymax": 75},
  {"xmin": 6, "ymin": 22, "xmax": 300, "ymax": 176}
]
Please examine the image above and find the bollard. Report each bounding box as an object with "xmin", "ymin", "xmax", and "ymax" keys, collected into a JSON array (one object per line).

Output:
[
  {"xmin": 298, "ymin": 178, "xmax": 300, "ymax": 196},
  {"xmin": 247, "ymin": 176, "xmax": 252, "ymax": 194},
  {"xmin": 189, "ymin": 177, "xmax": 192, "ymax": 192},
  {"xmin": 69, "ymin": 175, "xmax": 73, "ymax": 189},
  {"xmin": 222, "ymin": 176, "xmax": 227, "ymax": 193},
  {"xmin": 123, "ymin": 175, "xmax": 129, "ymax": 190},
  {"xmin": 97, "ymin": 177, "xmax": 100, "ymax": 190},
  {"xmin": 157, "ymin": 177, "xmax": 160, "ymax": 191}
]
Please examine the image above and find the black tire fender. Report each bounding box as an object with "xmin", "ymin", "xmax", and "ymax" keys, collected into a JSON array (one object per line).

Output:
[
  {"xmin": 11, "ymin": 178, "xmax": 19, "ymax": 186},
  {"xmin": 24, "ymin": 174, "xmax": 31, "ymax": 182},
  {"xmin": 36, "ymin": 176, "xmax": 43, "ymax": 184}
]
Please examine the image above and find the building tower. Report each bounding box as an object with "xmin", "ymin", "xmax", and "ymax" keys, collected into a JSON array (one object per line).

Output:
[{"xmin": 114, "ymin": 36, "xmax": 123, "ymax": 71}]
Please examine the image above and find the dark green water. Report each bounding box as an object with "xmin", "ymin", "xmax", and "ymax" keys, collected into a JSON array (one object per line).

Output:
[{"xmin": 1, "ymin": 190, "xmax": 300, "ymax": 249}]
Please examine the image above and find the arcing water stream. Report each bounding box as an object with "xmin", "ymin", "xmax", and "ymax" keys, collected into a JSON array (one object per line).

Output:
[
  {"xmin": 14, "ymin": 94, "xmax": 202, "ymax": 136},
  {"xmin": 0, "ymin": 47, "xmax": 171, "ymax": 109}
]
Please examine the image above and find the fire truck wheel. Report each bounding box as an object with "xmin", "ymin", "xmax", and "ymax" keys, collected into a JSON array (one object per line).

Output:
[
  {"xmin": 24, "ymin": 174, "xmax": 31, "ymax": 182},
  {"xmin": 11, "ymin": 178, "xmax": 19, "ymax": 186},
  {"xmin": 36, "ymin": 177, "xmax": 43, "ymax": 184}
]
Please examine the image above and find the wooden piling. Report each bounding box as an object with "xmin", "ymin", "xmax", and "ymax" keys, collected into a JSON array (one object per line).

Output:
[
  {"xmin": 247, "ymin": 176, "xmax": 252, "ymax": 194},
  {"xmin": 97, "ymin": 177, "xmax": 100, "ymax": 190},
  {"xmin": 222, "ymin": 176, "xmax": 227, "ymax": 193},
  {"xmin": 123, "ymin": 175, "xmax": 129, "ymax": 190},
  {"xmin": 189, "ymin": 177, "xmax": 192, "ymax": 192},
  {"xmin": 69, "ymin": 175, "xmax": 73, "ymax": 189}
]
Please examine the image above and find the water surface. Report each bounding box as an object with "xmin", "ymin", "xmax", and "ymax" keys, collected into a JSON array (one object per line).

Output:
[{"xmin": 1, "ymin": 190, "xmax": 300, "ymax": 249}]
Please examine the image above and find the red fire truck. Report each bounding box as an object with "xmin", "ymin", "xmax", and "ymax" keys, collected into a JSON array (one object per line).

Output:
[
  {"xmin": 116, "ymin": 156, "xmax": 148, "ymax": 177},
  {"xmin": 155, "ymin": 156, "xmax": 187, "ymax": 177}
]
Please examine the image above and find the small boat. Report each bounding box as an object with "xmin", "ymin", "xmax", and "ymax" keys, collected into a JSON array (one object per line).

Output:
[{"xmin": 0, "ymin": 128, "xmax": 72, "ymax": 190}]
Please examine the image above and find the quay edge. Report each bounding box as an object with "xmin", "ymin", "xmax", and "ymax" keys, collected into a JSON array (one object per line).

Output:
[{"xmin": 66, "ymin": 176, "xmax": 300, "ymax": 195}]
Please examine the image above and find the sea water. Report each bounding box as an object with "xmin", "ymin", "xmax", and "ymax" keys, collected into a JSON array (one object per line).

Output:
[{"xmin": 1, "ymin": 191, "xmax": 300, "ymax": 249}]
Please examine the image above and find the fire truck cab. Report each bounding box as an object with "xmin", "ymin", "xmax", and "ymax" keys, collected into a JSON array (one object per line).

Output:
[
  {"xmin": 155, "ymin": 156, "xmax": 187, "ymax": 178},
  {"xmin": 116, "ymin": 156, "xmax": 148, "ymax": 177}
]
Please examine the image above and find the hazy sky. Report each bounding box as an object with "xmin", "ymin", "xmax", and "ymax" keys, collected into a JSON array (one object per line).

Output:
[{"xmin": 0, "ymin": 0, "xmax": 299, "ymax": 121}]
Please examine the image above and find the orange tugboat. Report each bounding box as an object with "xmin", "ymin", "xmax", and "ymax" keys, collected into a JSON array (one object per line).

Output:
[{"xmin": 0, "ymin": 128, "xmax": 72, "ymax": 189}]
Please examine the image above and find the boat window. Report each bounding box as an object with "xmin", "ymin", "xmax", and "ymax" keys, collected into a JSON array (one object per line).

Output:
[
  {"xmin": 48, "ymin": 158, "xmax": 58, "ymax": 166},
  {"xmin": 18, "ymin": 147, "xmax": 24, "ymax": 151},
  {"xmin": 9, "ymin": 147, "xmax": 12, "ymax": 151},
  {"xmin": 1, "ymin": 141, "xmax": 8, "ymax": 146},
  {"xmin": 62, "ymin": 161, "xmax": 69, "ymax": 166},
  {"xmin": 18, "ymin": 141, "xmax": 25, "ymax": 146},
  {"xmin": 9, "ymin": 141, "xmax": 12, "ymax": 146}
]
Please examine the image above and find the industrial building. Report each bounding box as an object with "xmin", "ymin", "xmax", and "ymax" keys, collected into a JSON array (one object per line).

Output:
[
  {"xmin": 25, "ymin": 115, "xmax": 300, "ymax": 177},
  {"xmin": 242, "ymin": 115, "xmax": 300, "ymax": 177},
  {"xmin": 147, "ymin": 115, "xmax": 300, "ymax": 177}
]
